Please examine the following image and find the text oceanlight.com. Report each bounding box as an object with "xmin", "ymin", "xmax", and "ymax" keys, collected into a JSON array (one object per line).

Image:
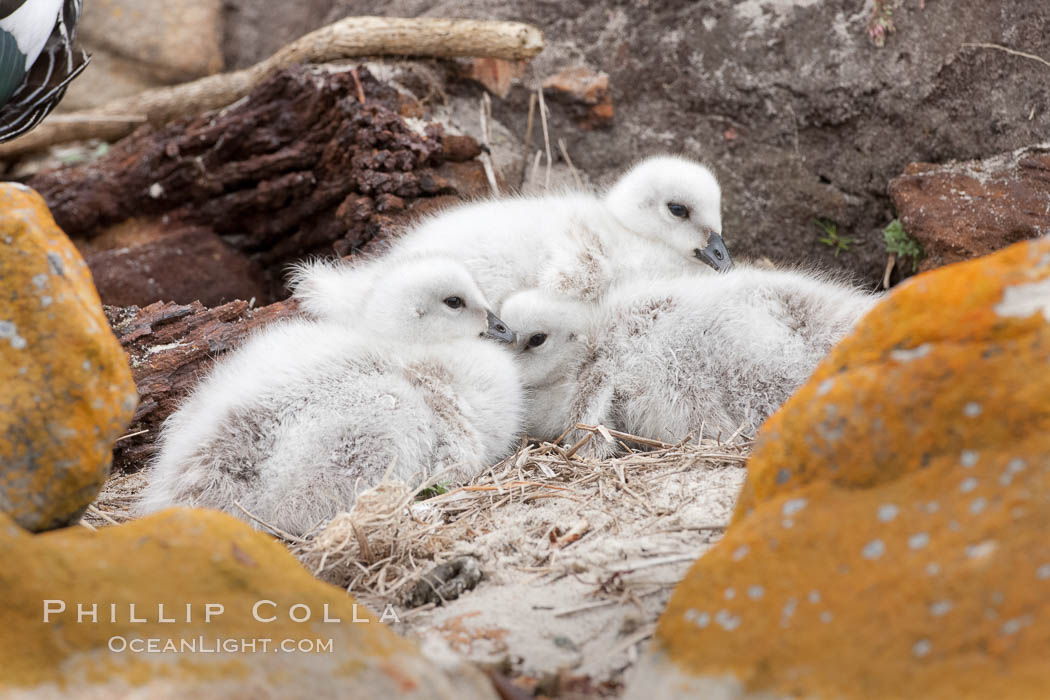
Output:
[
  {"xmin": 41, "ymin": 599, "xmax": 401, "ymax": 654},
  {"xmin": 108, "ymin": 637, "xmax": 335, "ymax": 654}
]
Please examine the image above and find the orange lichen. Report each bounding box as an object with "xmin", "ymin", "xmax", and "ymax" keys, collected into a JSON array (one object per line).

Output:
[
  {"xmin": 0, "ymin": 508, "xmax": 494, "ymax": 698},
  {"xmin": 737, "ymin": 236, "xmax": 1050, "ymax": 518},
  {"xmin": 642, "ymin": 239, "xmax": 1050, "ymax": 699},
  {"xmin": 0, "ymin": 184, "xmax": 137, "ymax": 531}
]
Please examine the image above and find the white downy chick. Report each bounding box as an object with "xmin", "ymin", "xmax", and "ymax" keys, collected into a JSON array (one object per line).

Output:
[
  {"xmin": 500, "ymin": 265, "xmax": 880, "ymax": 455},
  {"xmin": 291, "ymin": 155, "xmax": 729, "ymax": 323},
  {"xmin": 137, "ymin": 257, "xmax": 522, "ymax": 536}
]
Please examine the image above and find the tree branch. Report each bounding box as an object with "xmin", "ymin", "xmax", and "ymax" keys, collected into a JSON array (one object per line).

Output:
[{"xmin": 0, "ymin": 16, "xmax": 544, "ymax": 158}]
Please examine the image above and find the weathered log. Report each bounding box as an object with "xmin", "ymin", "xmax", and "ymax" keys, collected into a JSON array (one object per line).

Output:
[
  {"xmin": 106, "ymin": 298, "xmax": 300, "ymax": 472},
  {"xmin": 0, "ymin": 16, "xmax": 544, "ymax": 158},
  {"xmin": 27, "ymin": 64, "xmax": 488, "ymax": 305},
  {"xmin": 30, "ymin": 65, "xmax": 441, "ymax": 242}
]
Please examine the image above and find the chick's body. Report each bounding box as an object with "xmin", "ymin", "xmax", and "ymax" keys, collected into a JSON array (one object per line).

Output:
[
  {"xmin": 293, "ymin": 156, "xmax": 728, "ymax": 322},
  {"xmin": 589, "ymin": 267, "xmax": 877, "ymax": 444},
  {"xmin": 139, "ymin": 259, "xmax": 523, "ymax": 535},
  {"xmin": 501, "ymin": 266, "xmax": 879, "ymax": 454}
]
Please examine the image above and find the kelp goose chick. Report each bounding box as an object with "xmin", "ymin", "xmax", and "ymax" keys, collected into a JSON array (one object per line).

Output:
[
  {"xmin": 291, "ymin": 155, "xmax": 730, "ymax": 323},
  {"xmin": 137, "ymin": 257, "xmax": 522, "ymax": 536},
  {"xmin": 500, "ymin": 265, "xmax": 880, "ymax": 456},
  {"xmin": 601, "ymin": 155, "xmax": 729, "ymax": 274},
  {"xmin": 0, "ymin": 0, "xmax": 88, "ymax": 141}
]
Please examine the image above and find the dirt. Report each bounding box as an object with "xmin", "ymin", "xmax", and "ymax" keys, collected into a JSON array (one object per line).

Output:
[
  {"xmin": 395, "ymin": 460, "xmax": 745, "ymax": 688},
  {"xmin": 222, "ymin": 0, "xmax": 1050, "ymax": 286}
]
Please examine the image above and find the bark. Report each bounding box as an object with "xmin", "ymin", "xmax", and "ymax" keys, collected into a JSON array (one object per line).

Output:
[
  {"xmin": 28, "ymin": 65, "xmax": 484, "ymax": 298},
  {"xmin": 107, "ymin": 298, "xmax": 300, "ymax": 472}
]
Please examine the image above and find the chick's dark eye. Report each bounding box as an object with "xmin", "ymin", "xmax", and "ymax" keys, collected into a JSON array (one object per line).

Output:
[
  {"xmin": 527, "ymin": 333, "xmax": 547, "ymax": 348},
  {"xmin": 667, "ymin": 202, "xmax": 690, "ymax": 219},
  {"xmin": 444, "ymin": 296, "xmax": 464, "ymax": 309}
]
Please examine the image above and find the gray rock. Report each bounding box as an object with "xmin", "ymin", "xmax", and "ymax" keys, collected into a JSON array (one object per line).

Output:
[
  {"xmin": 222, "ymin": 0, "xmax": 1050, "ymax": 284},
  {"xmin": 61, "ymin": 0, "xmax": 225, "ymax": 110}
]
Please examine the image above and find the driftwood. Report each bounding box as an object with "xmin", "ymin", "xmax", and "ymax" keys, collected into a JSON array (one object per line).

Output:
[
  {"xmin": 27, "ymin": 65, "xmax": 487, "ymax": 305},
  {"xmin": 0, "ymin": 16, "xmax": 544, "ymax": 158},
  {"xmin": 107, "ymin": 298, "xmax": 300, "ymax": 472}
]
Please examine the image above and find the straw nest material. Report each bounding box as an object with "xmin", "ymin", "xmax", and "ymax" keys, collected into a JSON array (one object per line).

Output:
[{"xmin": 83, "ymin": 424, "xmax": 750, "ymax": 608}]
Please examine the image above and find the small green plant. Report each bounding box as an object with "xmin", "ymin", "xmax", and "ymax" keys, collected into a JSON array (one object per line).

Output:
[
  {"xmin": 416, "ymin": 481, "xmax": 451, "ymax": 501},
  {"xmin": 883, "ymin": 218, "xmax": 924, "ymax": 272},
  {"xmin": 815, "ymin": 218, "xmax": 854, "ymax": 256}
]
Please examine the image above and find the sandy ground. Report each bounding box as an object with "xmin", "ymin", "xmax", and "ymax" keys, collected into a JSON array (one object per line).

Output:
[
  {"xmin": 85, "ymin": 433, "xmax": 749, "ymax": 695},
  {"xmin": 396, "ymin": 460, "xmax": 745, "ymax": 689}
]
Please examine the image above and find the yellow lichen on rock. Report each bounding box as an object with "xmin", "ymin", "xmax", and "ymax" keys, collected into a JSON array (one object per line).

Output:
[
  {"xmin": 734, "ymin": 235, "xmax": 1050, "ymax": 519},
  {"xmin": 0, "ymin": 508, "xmax": 497, "ymax": 698},
  {"xmin": 0, "ymin": 184, "xmax": 137, "ymax": 531},
  {"xmin": 628, "ymin": 238, "xmax": 1050, "ymax": 699}
]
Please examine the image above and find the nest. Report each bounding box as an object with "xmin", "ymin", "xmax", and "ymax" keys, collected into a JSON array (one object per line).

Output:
[
  {"xmin": 287, "ymin": 424, "xmax": 751, "ymax": 609},
  {"xmin": 82, "ymin": 423, "xmax": 750, "ymax": 687},
  {"xmin": 84, "ymin": 423, "xmax": 750, "ymax": 611}
]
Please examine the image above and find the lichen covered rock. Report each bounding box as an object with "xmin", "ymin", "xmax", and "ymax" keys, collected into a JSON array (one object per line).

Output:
[
  {"xmin": 0, "ymin": 508, "xmax": 496, "ymax": 698},
  {"xmin": 0, "ymin": 184, "xmax": 137, "ymax": 531},
  {"xmin": 628, "ymin": 238, "xmax": 1050, "ymax": 699}
]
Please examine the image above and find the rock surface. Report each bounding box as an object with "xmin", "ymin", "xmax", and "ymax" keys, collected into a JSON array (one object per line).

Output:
[
  {"xmin": 0, "ymin": 185, "xmax": 137, "ymax": 532},
  {"xmin": 105, "ymin": 298, "xmax": 299, "ymax": 473},
  {"xmin": 458, "ymin": 57, "xmax": 527, "ymax": 99},
  {"xmin": 542, "ymin": 66, "xmax": 614, "ymax": 130},
  {"xmin": 627, "ymin": 237, "xmax": 1050, "ymax": 698},
  {"xmin": 0, "ymin": 508, "xmax": 497, "ymax": 698},
  {"xmin": 61, "ymin": 0, "xmax": 224, "ymax": 110},
  {"xmin": 223, "ymin": 0, "xmax": 1050, "ymax": 284},
  {"xmin": 889, "ymin": 143, "xmax": 1050, "ymax": 272}
]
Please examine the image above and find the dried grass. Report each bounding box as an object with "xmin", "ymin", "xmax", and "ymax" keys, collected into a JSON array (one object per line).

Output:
[
  {"xmin": 81, "ymin": 469, "xmax": 148, "ymax": 529},
  {"xmin": 82, "ymin": 423, "xmax": 750, "ymax": 614},
  {"xmin": 289, "ymin": 424, "xmax": 750, "ymax": 606},
  {"xmin": 82, "ymin": 423, "xmax": 750, "ymax": 684}
]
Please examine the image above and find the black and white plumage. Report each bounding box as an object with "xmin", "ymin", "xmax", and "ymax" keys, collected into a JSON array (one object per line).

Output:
[
  {"xmin": 292, "ymin": 155, "xmax": 730, "ymax": 324},
  {"xmin": 137, "ymin": 257, "xmax": 523, "ymax": 536},
  {"xmin": 0, "ymin": 0, "xmax": 87, "ymax": 142},
  {"xmin": 500, "ymin": 265, "xmax": 880, "ymax": 455}
]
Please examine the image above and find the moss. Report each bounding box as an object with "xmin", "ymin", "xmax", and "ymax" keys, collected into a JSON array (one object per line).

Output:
[{"xmin": 416, "ymin": 482, "xmax": 452, "ymax": 500}]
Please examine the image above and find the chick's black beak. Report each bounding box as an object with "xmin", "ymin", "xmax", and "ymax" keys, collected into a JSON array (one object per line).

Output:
[
  {"xmin": 694, "ymin": 231, "xmax": 732, "ymax": 272},
  {"xmin": 483, "ymin": 310, "xmax": 516, "ymax": 343}
]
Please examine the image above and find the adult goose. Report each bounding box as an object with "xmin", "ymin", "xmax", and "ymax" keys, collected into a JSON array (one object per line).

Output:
[{"xmin": 0, "ymin": 0, "xmax": 87, "ymax": 142}]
